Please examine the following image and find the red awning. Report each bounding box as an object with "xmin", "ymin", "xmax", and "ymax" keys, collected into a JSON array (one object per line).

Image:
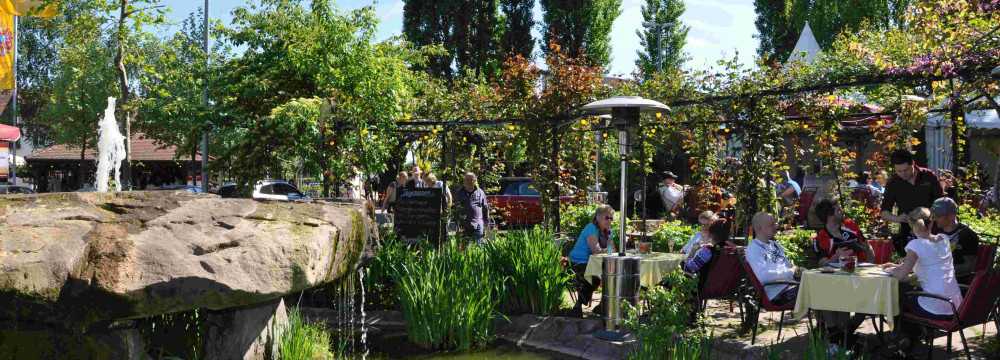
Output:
[{"xmin": 0, "ymin": 124, "xmax": 20, "ymax": 142}]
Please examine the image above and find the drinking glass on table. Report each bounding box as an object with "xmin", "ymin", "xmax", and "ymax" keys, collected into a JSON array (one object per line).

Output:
[{"xmin": 840, "ymin": 255, "xmax": 857, "ymax": 273}]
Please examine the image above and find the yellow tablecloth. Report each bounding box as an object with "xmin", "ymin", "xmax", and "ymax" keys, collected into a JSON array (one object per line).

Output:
[
  {"xmin": 792, "ymin": 267, "xmax": 900, "ymax": 329},
  {"xmin": 583, "ymin": 252, "xmax": 685, "ymax": 288}
]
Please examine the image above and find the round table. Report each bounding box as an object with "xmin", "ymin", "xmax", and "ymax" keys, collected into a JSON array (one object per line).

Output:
[{"xmin": 583, "ymin": 252, "xmax": 685, "ymax": 287}]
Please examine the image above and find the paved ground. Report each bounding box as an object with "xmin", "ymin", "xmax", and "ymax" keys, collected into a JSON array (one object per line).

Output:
[{"xmin": 575, "ymin": 292, "xmax": 1000, "ymax": 359}]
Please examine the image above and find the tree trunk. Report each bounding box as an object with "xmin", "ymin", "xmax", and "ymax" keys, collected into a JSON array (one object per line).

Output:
[
  {"xmin": 549, "ymin": 121, "xmax": 561, "ymax": 233},
  {"xmin": 114, "ymin": 0, "xmax": 132, "ymax": 190}
]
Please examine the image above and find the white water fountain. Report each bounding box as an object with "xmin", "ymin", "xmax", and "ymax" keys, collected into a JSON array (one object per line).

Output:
[{"xmin": 94, "ymin": 97, "xmax": 127, "ymax": 192}]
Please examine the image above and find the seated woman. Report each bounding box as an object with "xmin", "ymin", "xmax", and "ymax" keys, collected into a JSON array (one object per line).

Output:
[
  {"xmin": 883, "ymin": 207, "xmax": 963, "ymax": 353},
  {"xmin": 568, "ymin": 205, "xmax": 616, "ymax": 317},
  {"xmin": 813, "ymin": 199, "xmax": 875, "ymax": 266},
  {"xmin": 681, "ymin": 211, "xmax": 718, "ymax": 257},
  {"xmin": 682, "ymin": 218, "xmax": 729, "ymax": 276}
]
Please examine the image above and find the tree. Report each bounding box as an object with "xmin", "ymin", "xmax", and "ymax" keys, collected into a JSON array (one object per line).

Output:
[
  {"xmin": 635, "ymin": 0, "xmax": 688, "ymax": 77},
  {"xmin": 403, "ymin": 0, "xmax": 503, "ymax": 78},
  {"xmin": 540, "ymin": 0, "xmax": 621, "ymax": 68},
  {"xmin": 222, "ymin": 0, "xmax": 423, "ymax": 196},
  {"xmin": 754, "ymin": 0, "xmax": 910, "ymax": 64},
  {"xmin": 500, "ymin": 0, "xmax": 534, "ymax": 61},
  {"xmin": 138, "ymin": 9, "xmax": 226, "ymax": 169}
]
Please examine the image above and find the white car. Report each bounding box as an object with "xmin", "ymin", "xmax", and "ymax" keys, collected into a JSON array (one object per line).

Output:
[{"xmin": 252, "ymin": 180, "xmax": 309, "ymax": 201}]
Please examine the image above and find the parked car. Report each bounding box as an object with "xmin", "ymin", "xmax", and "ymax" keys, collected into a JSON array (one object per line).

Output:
[
  {"xmin": 487, "ymin": 177, "xmax": 574, "ymax": 228},
  {"xmin": 252, "ymin": 180, "xmax": 309, "ymax": 201},
  {"xmin": 0, "ymin": 185, "xmax": 35, "ymax": 194},
  {"xmin": 214, "ymin": 183, "xmax": 239, "ymax": 198}
]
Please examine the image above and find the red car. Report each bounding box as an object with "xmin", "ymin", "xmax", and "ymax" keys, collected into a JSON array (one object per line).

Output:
[{"xmin": 488, "ymin": 177, "xmax": 575, "ymax": 227}]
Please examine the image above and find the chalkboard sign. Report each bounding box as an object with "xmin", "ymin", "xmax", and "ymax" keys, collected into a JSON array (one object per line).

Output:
[{"xmin": 394, "ymin": 187, "xmax": 444, "ymax": 243}]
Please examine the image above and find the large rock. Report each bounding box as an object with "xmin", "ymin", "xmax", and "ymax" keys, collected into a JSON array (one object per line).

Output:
[{"xmin": 0, "ymin": 191, "xmax": 369, "ymax": 327}]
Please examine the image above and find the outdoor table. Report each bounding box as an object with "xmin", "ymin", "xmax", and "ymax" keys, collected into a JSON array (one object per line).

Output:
[
  {"xmin": 583, "ymin": 252, "xmax": 685, "ymax": 287},
  {"xmin": 792, "ymin": 266, "xmax": 900, "ymax": 329}
]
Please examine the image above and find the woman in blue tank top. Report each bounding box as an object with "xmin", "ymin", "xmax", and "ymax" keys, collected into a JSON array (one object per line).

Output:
[{"xmin": 569, "ymin": 205, "xmax": 615, "ymax": 317}]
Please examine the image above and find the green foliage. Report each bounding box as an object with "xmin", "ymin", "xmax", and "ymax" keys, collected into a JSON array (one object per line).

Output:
[
  {"xmin": 775, "ymin": 229, "xmax": 817, "ymax": 268},
  {"xmin": 363, "ymin": 230, "xmax": 407, "ymax": 310},
  {"xmin": 396, "ymin": 239, "xmax": 503, "ymax": 350},
  {"xmin": 485, "ymin": 227, "xmax": 572, "ymax": 315},
  {"xmin": 624, "ymin": 270, "xmax": 707, "ymax": 360},
  {"xmin": 279, "ymin": 307, "xmax": 334, "ymax": 360},
  {"xmin": 559, "ymin": 203, "xmax": 621, "ymax": 243},
  {"xmin": 650, "ymin": 220, "xmax": 697, "ymax": 253},
  {"xmin": 960, "ymin": 204, "xmax": 1000, "ymax": 242},
  {"xmin": 636, "ymin": 0, "xmax": 689, "ymax": 77},
  {"xmin": 539, "ymin": 0, "xmax": 622, "ymax": 67}
]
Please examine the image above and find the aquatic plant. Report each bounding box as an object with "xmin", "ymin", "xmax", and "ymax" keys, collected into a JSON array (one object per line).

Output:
[
  {"xmin": 279, "ymin": 307, "xmax": 334, "ymax": 360},
  {"xmin": 396, "ymin": 239, "xmax": 503, "ymax": 350},
  {"xmin": 485, "ymin": 227, "xmax": 572, "ymax": 315}
]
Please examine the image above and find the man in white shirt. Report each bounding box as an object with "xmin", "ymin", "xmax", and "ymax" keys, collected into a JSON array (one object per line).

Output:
[
  {"xmin": 746, "ymin": 212, "xmax": 799, "ymax": 305},
  {"xmin": 657, "ymin": 171, "xmax": 685, "ymax": 219}
]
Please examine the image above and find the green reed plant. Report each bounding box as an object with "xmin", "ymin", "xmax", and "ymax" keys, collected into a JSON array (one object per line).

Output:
[
  {"xmin": 363, "ymin": 230, "xmax": 410, "ymax": 310},
  {"xmin": 396, "ymin": 239, "xmax": 503, "ymax": 350},
  {"xmin": 485, "ymin": 227, "xmax": 572, "ymax": 315},
  {"xmin": 279, "ymin": 307, "xmax": 333, "ymax": 360}
]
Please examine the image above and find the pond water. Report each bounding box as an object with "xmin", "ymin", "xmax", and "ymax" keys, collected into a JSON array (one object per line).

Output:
[{"xmin": 363, "ymin": 332, "xmax": 559, "ymax": 360}]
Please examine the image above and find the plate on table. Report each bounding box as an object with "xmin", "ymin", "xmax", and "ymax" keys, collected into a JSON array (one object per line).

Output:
[
  {"xmin": 869, "ymin": 269, "xmax": 892, "ymax": 276},
  {"xmin": 857, "ymin": 262, "xmax": 876, "ymax": 268},
  {"xmin": 826, "ymin": 261, "xmax": 843, "ymax": 268},
  {"xmin": 819, "ymin": 267, "xmax": 837, "ymax": 273}
]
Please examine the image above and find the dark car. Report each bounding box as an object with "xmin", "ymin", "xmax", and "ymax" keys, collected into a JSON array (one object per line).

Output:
[{"xmin": 0, "ymin": 185, "xmax": 35, "ymax": 194}]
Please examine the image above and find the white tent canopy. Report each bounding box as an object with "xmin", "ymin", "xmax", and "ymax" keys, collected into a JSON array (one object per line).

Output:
[{"xmin": 785, "ymin": 22, "xmax": 822, "ymax": 66}]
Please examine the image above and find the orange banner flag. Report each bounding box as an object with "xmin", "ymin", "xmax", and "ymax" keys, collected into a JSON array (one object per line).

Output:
[{"xmin": 0, "ymin": 0, "xmax": 57, "ymax": 18}]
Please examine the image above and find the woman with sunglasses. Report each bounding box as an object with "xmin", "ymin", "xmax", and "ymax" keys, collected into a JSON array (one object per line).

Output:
[{"xmin": 568, "ymin": 204, "xmax": 616, "ymax": 317}]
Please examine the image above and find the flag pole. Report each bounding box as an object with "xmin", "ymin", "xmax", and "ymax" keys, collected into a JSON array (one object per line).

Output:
[{"xmin": 9, "ymin": 14, "xmax": 17, "ymax": 185}]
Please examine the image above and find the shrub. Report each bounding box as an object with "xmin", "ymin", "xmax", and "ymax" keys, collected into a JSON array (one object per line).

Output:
[
  {"xmin": 485, "ymin": 227, "xmax": 572, "ymax": 315},
  {"xmin": 625, "ymin": 270, "xmax": 706, "ymax": 360},
  {"xmin": 560, "ymin": 203, "xmax": 621, "ymax": 239},
  {"xmin": 396, "ymin": 239, "xmax": 503, "ymax": 350},
  {"xmin": 775, "ymin": 229, "xmax": 817, "ymax": 268},
  {"xmin": 650, "ymin": 220, "xmax": 697, "ymax": 253},
  {"xmin": 960, "ymin": 204, "xmax": 1000, "ymax": 243},
  {"xmin": 279, "ymin": 307, "xmax": 334, "ymax": 360}
]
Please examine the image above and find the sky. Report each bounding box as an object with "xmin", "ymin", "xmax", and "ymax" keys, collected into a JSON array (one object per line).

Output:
[{"xmin": 163, "ymin": 0, "xmax": 759, "ymax": 76}]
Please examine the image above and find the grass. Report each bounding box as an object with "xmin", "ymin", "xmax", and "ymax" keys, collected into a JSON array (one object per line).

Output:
[
  {"xmin": 485, "ymin": 227, "xmax": 572, "ymax": 315},
  {"xmin": 278, "ymin": 307, "xmax": 334, "ymax": 360}
]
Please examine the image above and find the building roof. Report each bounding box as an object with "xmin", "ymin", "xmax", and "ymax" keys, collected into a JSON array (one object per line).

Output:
[{"xmin": 27, "ymin": 134, "xmax": 203, "ymax": 162}]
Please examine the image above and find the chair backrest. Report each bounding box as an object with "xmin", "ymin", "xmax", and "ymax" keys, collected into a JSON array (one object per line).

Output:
[
  {"xmin": 956, "ymin": 269, "xmax": 1000, "ymax": 326},
  {"xmin": 700, "ymin": 247, "xmax": 745, "ymax": 299},
  {"xmin": 740, "ymin": 255, "xmax": 774, "ymax": 304},
  {"xmin": 973, "ymin": 244, "xmax": 997, "ymax": 273}
]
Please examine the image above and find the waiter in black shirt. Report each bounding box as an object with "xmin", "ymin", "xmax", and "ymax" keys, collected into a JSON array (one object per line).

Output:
[{"xmin": 881, "ymin": 149, "xmax": 944, "ymax": 256}]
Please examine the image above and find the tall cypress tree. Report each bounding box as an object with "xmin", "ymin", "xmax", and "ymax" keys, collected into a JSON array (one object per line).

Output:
[
  {"xmin": 501, "ymin": 0, "xmax": 534, "ymax": 61},
  {"xmin": 403, "ymin": 0, "xmax": 503, "ymax": 78},
  {"xmin": 635, "ymin": 0, "xmax": 688, "ymax": 77},
  {"xmin": 540, "ymin": 0, "xmax": 622, "ymax": 67}
]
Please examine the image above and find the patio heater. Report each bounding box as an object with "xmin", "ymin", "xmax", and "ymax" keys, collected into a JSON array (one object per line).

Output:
[
  {"xmin": 580, "ymin": 96, "xmax": 669, "ymax": 340},
  {"xmin": 992, "ymin": 65, "xmax": 1000, "ymax": 79}
]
